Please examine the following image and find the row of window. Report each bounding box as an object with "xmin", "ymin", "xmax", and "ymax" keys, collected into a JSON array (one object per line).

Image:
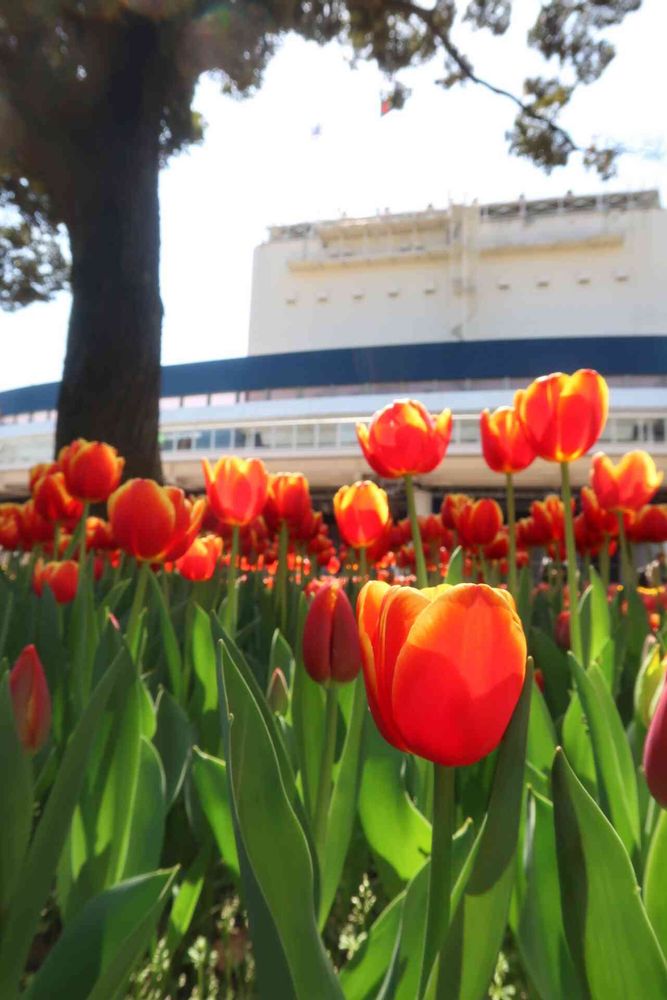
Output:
[{"xmin": 159, "ymin": 415, "xmax": 667, "ymax": 455}]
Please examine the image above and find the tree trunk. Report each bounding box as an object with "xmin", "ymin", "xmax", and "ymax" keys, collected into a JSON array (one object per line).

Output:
[{"xmin": 56, "ymin": 19, "xmax": 164, "ymax": 481}]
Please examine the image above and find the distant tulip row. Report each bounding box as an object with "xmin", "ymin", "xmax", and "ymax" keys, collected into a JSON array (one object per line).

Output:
[{"xmin": 2, "ymin": 367, "xmax": 667, "ymax": 998}]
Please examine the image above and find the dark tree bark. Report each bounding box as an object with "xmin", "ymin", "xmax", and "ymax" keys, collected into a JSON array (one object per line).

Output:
[{"xmin": 55, "ymin": 19, "xmax": 165, "ymax": 481}]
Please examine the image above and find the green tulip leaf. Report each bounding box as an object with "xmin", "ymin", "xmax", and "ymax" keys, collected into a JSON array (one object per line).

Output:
[
  {"xmin": 0, "ymin": 674, "xmax": 34, "ymax": 913},
  {"xmin": 445, "ymin": 547, "xmax": 463, "ymax": 586},
  {"xmin": 122, "ymin": 737, "xmax": 166, "ymax": 880},
  {"xmin": 191, "ymin": 747, "xmax": 239, "ymax": 877},
  {"xmin": 154, "ymin": 687, "xmax": 194, "ymax": 808},
  {"xmin": 644, "ymin": 809, "xmax": 667, "ymax": 956},
  {"xmin": 0, "ymin": 648, "xmax": 127, "ymax": 999},
  {"xmin": 25, "ymin": 869, "xmax": 176, "ymax": 1000},
  {"xmin": 552, "ymin": 748, "xmax": 667, "ymax": 998},
  {"xmin": 146, "ymin": 569, "xmax": 184, "ymax": 703},
  {"xmin": 568, "ymin": 654, "xmax": 640, "ymax": 865},
  {"xmin": 217, "ymin": 636, "xmax": 342, "ymax": 999}
]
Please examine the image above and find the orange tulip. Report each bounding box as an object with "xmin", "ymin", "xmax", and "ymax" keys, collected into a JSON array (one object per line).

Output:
[
  {"xmin": 175, "ymin": 534, "xmax": 223, "ymax": 581},
  {"xmin": 265, "ymin": 473, "xmax": 312, "ymax": 532},
  {"xmin": 515, "ymin": 369, "xmax": 608, "ymax": 463},
  {"xmin": 357, "ymin": 581, "xmax": 526, "ymax": 766},
  {"xmin": 302, "ymin": 582, "xmax": 362, "ymax": 684},
  {"xmin": 202, "ymin": 456, "xmax": 269, "ymax": 527},
  {"xmin": 357, "ymin": 399, "xmax": 452, "ymax": 478},
  {"xmin": 480, "ymin": 406, "xmax": 536, "ymax": 474},
  {"xmin": 9, "ymin": 645, "xmax": 51, "ymax": 753},
  {"xmin": 108, "ymin": 478, "xmax": 203, "ymax": 562},
  {"xmin": 32, "ymin": 471, "xmax": 83, "ymax": 524},
  {"xmin": 591, "ymin": 450, "xmax": 663, "ymax": 513},
  {"xmin": 456, "ymin": 498, "xmax": 503, "ymax": 549},
  {"xmin": 59, "ymin": 438, "xmax": 125, "ymax": 502},
  {"xmin": 33, "ymin": 559, "xmax": 79, "ymax": 604},
  {"xmin": 334, "ymin": 481, "xmax": 390, "ymax": 550}
]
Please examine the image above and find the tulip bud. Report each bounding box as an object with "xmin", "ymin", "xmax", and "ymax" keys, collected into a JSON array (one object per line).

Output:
[
  {"xmin": 635, "ymin": 636, "xmax": 667, "ymax": 728},
  {"xmin": 301, "ymin": 583, "xmax": 362, "ymax": 685},
  {"xmin": 9, "ymin": 645, "xmax": 51, "ymax": 753},
  {"xmin": 267, "ymin": 667, "xmax": 290, "ymax": 715},
  {"xmin": 643, "ymin": 678, "xmax": 667, "ymax": 806}
]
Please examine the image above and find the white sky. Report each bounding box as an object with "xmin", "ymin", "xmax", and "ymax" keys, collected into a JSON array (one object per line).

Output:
[{"xmin": 1, "ymin": 0, "xmax": 666, "ymax": 391}]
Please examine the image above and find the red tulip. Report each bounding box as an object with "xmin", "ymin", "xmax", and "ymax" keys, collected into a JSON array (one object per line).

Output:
[
  {"xmin": 480, "ymin": 406, "xmax": 536, "ymax": 474},
  {"xmin": 302, "ymin": 582, "xmax": 362, "ymax": 684},
  {"xmin": 441, "ymin": 493, "xmax": 470, "ymax": 531},
  {"xmin": 357, "ymin": 399, "xmax": 452, "ymax": 478},
  {"xmin": 33, "ymin": 560, "xmax": 79, "ymax": 604},
  {"xmin": 59, "ymin": 438, "xmax": 125, "ymax": 502},
  {"xmin": 515, "ymin": 369, "xmax": 608, "ymax": 463},
  {"xmin": 9, "ymin": 645, "xmax": 51, "ymax": 753},
  {"xmin": 627, "ymin": 505, "xmax": 667, "ymax": 544},
  {"xmin": 108, "ymin": 479, "xmax": 203, "ymax": 563},
  {"xmin": 580, "ymin": 485, "xmax": 618, "ymax": 537},
  {"xmin": 265, "ymin": 473, "xmax": 312, "ymax": 533},
  {"xmin": 334, "ymin": 481, "xmax": 390, "ymax": 550},
  {"xmin": 202, "ymin": 456, "xmax": 269, "ymax": 527},
  {"xmin": 456, "ymin": 498, "xmax": 503, "ymax": 549},
  {"xmin": 591, "ymin": 450, "xmax": 663, "ymax": 513},
  {"xmin": 175, "ymin": 534, "xmax": 223, "ymax": 581},
  {"xmin": 0, "ymin": 503, "xmax": 24, "ymax": 550},
  {"xmin": 357, "ymin": 581, "xmax": 526, "ymax": 766},
  {"xmin": 33, "ymin": 471, "xmax": 83, "ymax": 523}
]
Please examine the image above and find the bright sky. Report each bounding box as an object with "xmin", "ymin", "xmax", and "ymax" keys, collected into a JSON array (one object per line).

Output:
[{"xmin": 2, "ymin": 0, "xmax": 666, "ymax": 391}]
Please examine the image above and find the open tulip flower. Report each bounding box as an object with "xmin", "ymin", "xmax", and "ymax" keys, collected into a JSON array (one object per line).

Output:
[
  {"xmin": 32, "ymin": 470, "xmax": 83, "ymax": 524},
  {"xmin": 455, "ymin": 498, "xmax": 503, "ymax": 550},
  {"xmin": 356, "ymin": 399, "xmax": 452, "ymax": 478},
  {"xmin": 591, "ymin": 450, "xmax": 663, "ymax": 513},
  {"xmin": 108, "ymin": 478, "xmax": 204, "ymax": 562},
  {"xmin": 515, "ymin": 369, "xmax": 608, "ymax": 463},
  {"xmin": 357, "ymin": 581, "xmax": 526, "ymax": 767},
  {"xmin": 175, "ymin": 534, "xmax": 223, "ymax": 581}
]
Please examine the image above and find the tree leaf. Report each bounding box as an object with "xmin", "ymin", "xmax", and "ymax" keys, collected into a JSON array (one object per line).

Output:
[{"xmin": 552, "ymin": 748, "xmax": 667, "ymax": 998}]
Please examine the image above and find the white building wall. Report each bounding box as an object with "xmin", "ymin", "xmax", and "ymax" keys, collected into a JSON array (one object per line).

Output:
[{"xmin": 248, "ymin": 192, "xmax": 667, "ymax": 355}]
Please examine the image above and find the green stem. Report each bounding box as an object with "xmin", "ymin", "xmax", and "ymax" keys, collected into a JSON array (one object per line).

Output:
[
  {"xmin": 276, "ymin": 519, "xmax": 289, "ymax": 635},
  {"xmin": 225, "ymin": 524, "xmax": 240, "ymax": 637},
  {"xmin": 313, "ymin": 682, "xmax": 339, "ymax": 863},
  {"xmin": 599, "ymin": 534, "xmax": 610, "ymax": 590},
  {"xmin": 358, "ymin": 547, "xmax": 368, "ymax": 584},
  {"xmin": 405, "ymin": 475, "xmax": 428, "ymax": 590},
  {"xmin": 506, "ymin": 472, "xmax": 518, "ymax": 598},
  {"xmin": 78, "ymin": 501, "xmax": 90, "ymax": 568},
  {"xmin": 126, "ymin": 560, "xmax": 150, "ymax": 659},
  {"xmin": 617, "ymin": 512, "xmax": 635, "ymax": 594},
  {"xmin": 560, "ymin": 461, "xmax": 583, "ymax": 663},
  {"xmin": 418, "ymin": 764, "xmax": 455, "ymax": 999}
]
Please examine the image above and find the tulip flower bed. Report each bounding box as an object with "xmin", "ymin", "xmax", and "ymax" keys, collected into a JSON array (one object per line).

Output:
[{"xmin": 2, "ymin": 372, "xmax": 667, "ymax": 999}]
